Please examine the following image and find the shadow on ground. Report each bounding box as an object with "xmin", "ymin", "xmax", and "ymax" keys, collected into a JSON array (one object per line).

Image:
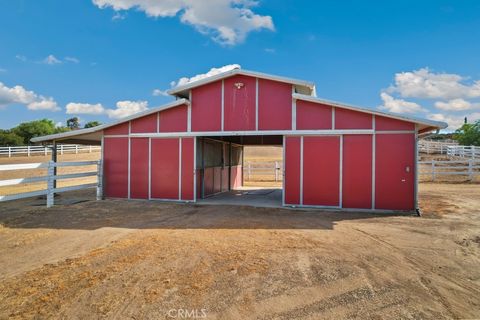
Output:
[{"xmin": 0, "ymin": 190, "xmax": 414, "ymax": 231}]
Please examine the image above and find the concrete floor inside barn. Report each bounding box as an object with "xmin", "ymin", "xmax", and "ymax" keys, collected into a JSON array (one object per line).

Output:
[{"xmin": 198, "ymin": 187, "xmax": 283, "ymax": 208}]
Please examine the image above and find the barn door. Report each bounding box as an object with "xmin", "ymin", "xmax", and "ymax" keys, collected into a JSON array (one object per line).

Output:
[{"xmin": 375, "ymin": 134, "xmax": 415, "ymax": 210}]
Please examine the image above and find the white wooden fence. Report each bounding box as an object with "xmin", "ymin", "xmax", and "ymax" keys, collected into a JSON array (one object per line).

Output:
[
  {"xmin": 418, "ymin": 140, "xmax": 458, "ymax": 154},
  {"xmin": 0, "ymin": 145, "xmax": 101, "ymax": 157},
  {"xmin": 446, "ymin": 145, "xmax": 480, "ymax": 159},
  {"xmin": 244, "ymin": 161, "xmax": 283, "ymax": 181},
  {"xmin": 0, "ymin": 160, "xmax": 102, "ymax": 207},
  {"xmin": 419, "ymin": 159, "xmax": 480, "ymax": 181}
]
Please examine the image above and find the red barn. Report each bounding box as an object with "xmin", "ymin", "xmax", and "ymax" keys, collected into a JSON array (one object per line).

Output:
[{"xmin": 33, "ymin": 68, "xmax": 446, "ymax": 212}]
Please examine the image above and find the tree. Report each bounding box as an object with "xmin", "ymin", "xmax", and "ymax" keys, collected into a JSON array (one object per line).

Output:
[
  {"xmin": 0, "ymin": 130, "xmax": 24, "ymax": 146},
  {"xmin": 454, "ymin": 120, "xmax": 480, "ymax": 146},
  {"xmin": 66, "ymin": 117, "xmax": 80, "ymax": 130},
  {"xmin": 12, "ymin": 119, "xmax": 57, "ymax": 144},
  {"xmin": 84, "ymin": 121, "xmax": 102, "ymax": 128}
]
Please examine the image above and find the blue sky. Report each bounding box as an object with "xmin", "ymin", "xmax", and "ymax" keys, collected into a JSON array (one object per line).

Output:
[{"xmin": 1, "ymin": 0, "xmax": 480, "ymax": 131}]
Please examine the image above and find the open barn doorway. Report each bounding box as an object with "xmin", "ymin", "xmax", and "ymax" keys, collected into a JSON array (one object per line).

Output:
[{"xmin": 196, "ymin": 135, "xmax": 283, "ymax": 208}]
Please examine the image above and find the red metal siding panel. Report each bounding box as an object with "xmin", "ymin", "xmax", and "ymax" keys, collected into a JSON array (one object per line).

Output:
[
  {"xmin": 258, "ymin": 79, "xmax": 292, "ymax": 130},
  {"xmin": 375, "ymin": 134, "xmax": 415, "ymax": 210},
  {"xmin": 230, "ymin": 165, "xmax": 242, "ymax": 189},
  {"xmin": 103, "ymin": 137, "xmax": 128, "ymax": 198},
  {"xmin": 296, "ymin": 100, "xmax": 332, "ymax": 130},
  {"xmin": 335, "ymin": 108, "xmax": 372, "ymax": 130},
  {"xmin": 151, "ymin": 138, "xmax": 179, "ymax": 199},
  {"xmin": 224, "ymin": 75, "xmax": 256, "ymax": 131},
  {"xmin": 284, "ymin": 136, "xmax": 300, "ymax": 205},
  {"xmin": 222, "ymin": 168, "xmax": 229, "ymax": 191},
  {"xmin": 191, "ymin": 81, "xmax": 222, "ymax": 132},
  {"xmin": 104, "ymin": 122, "xmax": 129, "ymax": 135},
  {"xmin": 375, "ymin": 116, "xmax": 415, "ymax": 131},
  {"xmin": 159, "ymin": 105, "xmax": 188, "ymax": 132},
  {"xmin": 303, "ymin": 136, "xmax": 340, "ymax": 206},
  {"xmin": 204, "ymin": 167, "xmax": 214, "ymax": 196},
  {"xmin": 131, "ymin": 113, "xmax": 157, "ymax": 133},
  {"xmin": 213, "ymin": 167, "xmax": 222, "ymax": 193},
  {"xmin": 130, "ymin": 138, "xmax": 149, "ymax": 199},
  {"xmin": 181, "ymin": 138, "xmax": 194, "ymax": 201},
  {"xmin": 342, "ymin": 135, "xmax": 372, "ymax": 208}
]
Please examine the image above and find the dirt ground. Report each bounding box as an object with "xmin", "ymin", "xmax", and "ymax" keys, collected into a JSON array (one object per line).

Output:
[{"xmin": 0, "ymin": 183, "xmax": 479, "ymax": 319}]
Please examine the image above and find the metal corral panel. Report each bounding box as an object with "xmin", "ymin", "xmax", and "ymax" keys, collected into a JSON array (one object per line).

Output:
[
  {"xmin": 375, "ymin": 133, "xmax": 415, "ymax": 210},
  {"xmin": 151, "ymin": 138, "xmax": 179, "ymax": 199},
  {"xmin": 258, "ymin": 79, "xmax": 292, "ymax": 130},
  {"xmin": 159, "ymin": 105, "xmax": 188, "ymax": 132},
  {"xmin": 130, "ymin": 138, "xmax": 149, "ymax": 199},
  {"xmin": 335, "ymin": 108, "xmax": 372, "ymax": 130},
  {"xmin": 284, "ymin": 136, "xmax": 301, "ymax": 205},
  {"xmin": 303, "ymin": 136, "xmax": 340, "ymax": 206},
  {"xmin": 224, "ymin": 75, "xmax": 256, "ymax": 131},
  {"xmin": 342, "ymin": 135, "xmax": 372, "ymax": 208},
  {"xmin": 296, "ymin": 100, "xmax": 332, "ymax": 130},
  {"xmin": 131, "ymin": 113, "xmax": 157, "ymax": 133},
  {"xmin": 104, "ymin": 137, "xmax": 128, "ymax": 198},
  {"xmin": 191, "ymin": 81, "xmax": 222, "ymax": 132},
  {"xmin": 181, "ymin": 138, "xmax": 195, "ymax": 201}
]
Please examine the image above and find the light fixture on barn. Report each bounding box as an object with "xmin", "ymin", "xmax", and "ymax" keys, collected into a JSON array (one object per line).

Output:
[{"xmin": 234, "ymin": 82, "xmax": 244, "ymax": 89}]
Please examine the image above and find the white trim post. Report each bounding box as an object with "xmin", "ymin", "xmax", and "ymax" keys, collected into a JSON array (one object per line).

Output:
[
  {"xmin": 300, "ymin": 136, "xmax": 304, "ymax": 205},
  {"xmin": 127, "ymin": 122, "xmax": 131, "ymax": 199},
  {"xmin": 148, "ymin": 137, "xmax": 152, "ymax": 200},
  {"xmin": 414, "ymin": 124, "xmax": 419, "ymax": 212},
  {"xmin": 255, "ymin": 77, "xmax": 259, "ymax": 131},
  {"xmin": 292, "ymin": 86, "xmax": 296, "ymax": 130},
  {"xmin": 339, "ymin": 135, "xmax": 343, "ymax": 208},
  {"xmin": 178, "ymin": 138, "xmax": 182, "ymax": 200},
  {"xmin": 371, "ymin": 115, "xmax": 376, "ymax": 210},
  {"xmin": 96, "ymin": 159, "xmax": 103, "ymax": 201},
  {"xmin": 221, "ymin": 80, "xmax": 225, "ymax": 132}
]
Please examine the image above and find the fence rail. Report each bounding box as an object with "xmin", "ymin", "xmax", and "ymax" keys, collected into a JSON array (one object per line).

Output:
[
  {"xmin": 0, "ymin": 145, "xmax": 101, "ymax": 157},
  {"xmin": 446, "ymin": 145, "xmax": 480, "ymax": 159},
  {"xmin": 244, "ymin": 161, "xmax": 283, "ymax": 181},
  {"xmin": 419, "ymin": 159, "xmax": 480, "ymax": 181},
  {"xmin": 418, "ymin": 140, "xmax": 458, "ymax": 154},
  {"xmin": 0, "ymin": 160, "xmax": 102, "ymax": 207}
]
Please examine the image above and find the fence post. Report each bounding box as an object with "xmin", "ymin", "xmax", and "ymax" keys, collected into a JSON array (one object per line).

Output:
[
  {"xmin": 75, "ymin": 145, "xmax": 79, "ymax": 154},
  {"xmin": 275, "ymin": 161, "xmax": 279, "ymax": 182},
  {"xmin": 46, "ymin": 161, "xmax": 55, "ymax": 208},
  {"xmin": 89, "ymin": 145, "xmax": 92, "ymax": 153},
  {"xmin": 27, "ymin": 146, "xmax": 30, "ymax": 157},
  {"xmin": 468, "ymin": 159, "xmax": 473, "ymax": 181},
  {"xmin": 431, "ymin": 160, "xmax": 436, "ymax": 182},
  {"xmin": 61, "ymin": 145, "xmax": 64, "ymax": 155},
  {"xmin": 8, "ymin": 146, "xmax": 11, "ymax": 158},
  {"xmin": 96, "ymin": 160, "xmax": 103, "ymax": 200},
  {"xmin": 44, "ymin": 146, "xmax": 48, "ymax": 156}
]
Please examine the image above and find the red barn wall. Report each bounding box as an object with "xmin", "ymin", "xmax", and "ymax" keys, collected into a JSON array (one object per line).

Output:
[
  {"xmin": 284, "ymin": 137, "xmax": 301, "ymax": 205},
  {"xmin": 224, "ymin": 75, "xmax": 256, "ymax": 131},
  {"xmin": 191, "ymin": 81, "xmax": 222, "ymax": 132},
  {"xmin": 159, "ymin": 105, "xmax": 188, "ymax": 132},
  {"xmin": 151, "ymin": 138, "xmax": 179, "ymax": 200},
  {"xmin": 130, "ymin": 138, "xmax": 149, "ymax": 199},
  {"xmin": 103, "ymin": 137, "xmax": 128, "ymax": 198},
  {"xmin": 258, "ymin": 79, "xmax": 292, "ymax": 130},
  {"xmin": 131, "ymin": 113, "xmax": 157, "ymax": 133},
  {"xmin": 296, "ymin": 100, "xmax": 332, "ymax": 130},
  {"xmin": 335, "ymin": 109, "xmax": 372, "ymax": 130},
  {"xmin": 181, "ymin": 138, "xmax": 195, "ymax": 201}
]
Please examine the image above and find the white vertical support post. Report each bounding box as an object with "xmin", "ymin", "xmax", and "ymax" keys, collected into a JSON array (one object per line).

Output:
[
  {"xmin": 414, "ymin": 124, "xmax": 419, "ymax": 212},
  {"xmin": 371, "ymin": 115, "xmax": 376, "ymax": 210},
  {"xmin": 75, "ymin": 145, "xmax": 78, "ymax": 154},
  {"xmin": 148, "ymin": 137, "xmax": 152, "ymax": 200},
  {"xmin": 96, "ymin": 160, "xmax": 103, "ymax": 201},
  {"xmin": 339, "ymin": 135, "xmax": 343, "ymax": 209},
  {"xmin": 300, "ymin": 136, "xmax": 304, "ymax": 206},
  {"xmin": 127, "ymin": 122, "xmax": 131, "ymax": 199},
  {"xmin": 291, "ymin": 86, "xmax": 296, "ymax": 130},
  {"xmin": 178, "ymin": 138, "xmax": 182, "ymax": 201},
  {"xmin": 89, "ymin": 145, "xmax": 92, "ymax": 153},
  {"xmin": 44, "ymin": 146, "xmax": 48, "ymax": 156},
  {"xmin": 61, "ymin": 145, "xmax": 64, "ymax": 155},
  {"xmin": 46, "ymin": 161, "xmax": 55, "ymax": 208},
  {"xmin": 282, "ymin": 135, "xmax": 286, "ymax": 206},
  {"xmin": 193, "ymin": 137, "xmax": 197, "ymax": 202},
  {"xmin": 331, "ymin": 107, "xmax": 335, "ymax": 130},
  {"xmin": 8, "ymin": 146, "xmax": 11, "ymax": 158},
  {"xmin": 27, "ymin": 146, "xmax": 30, "ymax": 157},
  {"xmin": 221, "ymin": 80, "xmax": 225, "ymax": 132},
  {"xmin": 431, "ymin": 160, "xmax": 436, "ymax": 181},
  {"xmin": 255, "ymin": 78, "xmax": 259, "ymax": 131}
]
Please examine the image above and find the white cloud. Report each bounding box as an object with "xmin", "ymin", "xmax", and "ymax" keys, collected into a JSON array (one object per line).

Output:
[
  {"xmin": 106, "ymin": 100, "xmax": 148, "ymax": 119},
  {"xmin": 112, "ymin": 11, "xmax": 126, "ymax": 20},
  {"xmin": 66, "ymin": 102, "xmax": 106, "ymax": 115},
  {"xmin": 434, "ymin": 98, "xmax": 480, "ymax": 111},
  {"xmin": 171, "ymin": 64, "xmax": 240, "ymax": 87},
  {"xmin": 378, "ymin": 92, "xmax": 425, "ymax": 114},
  {"xmin": 152, "ymin": 88, "xmax": 169, "ymax": 97},
  {"xmin": 43, "ymin": 54, "xmax": 62, "ymax": 65},
  {"xmin": 92, "ymin": 0, "xmax": 274, "ymax": 45},
  {"xmin": 0, "ymin": 68, "xmax": 6, "ymax": 73},
  {"xmin": 0, "ymin": 82, "xmax": 60, "ymax": 111},
  {"xmin": 388, "ymin": 68, "xmax": 480, "ymax": 100},
  {"xmin": 427, "ymin": 112, "xmax": 480, "ymax": 130},
  {"xmin": 65, "ymin": 56, "xmax": 80, "ymax": 63}
]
